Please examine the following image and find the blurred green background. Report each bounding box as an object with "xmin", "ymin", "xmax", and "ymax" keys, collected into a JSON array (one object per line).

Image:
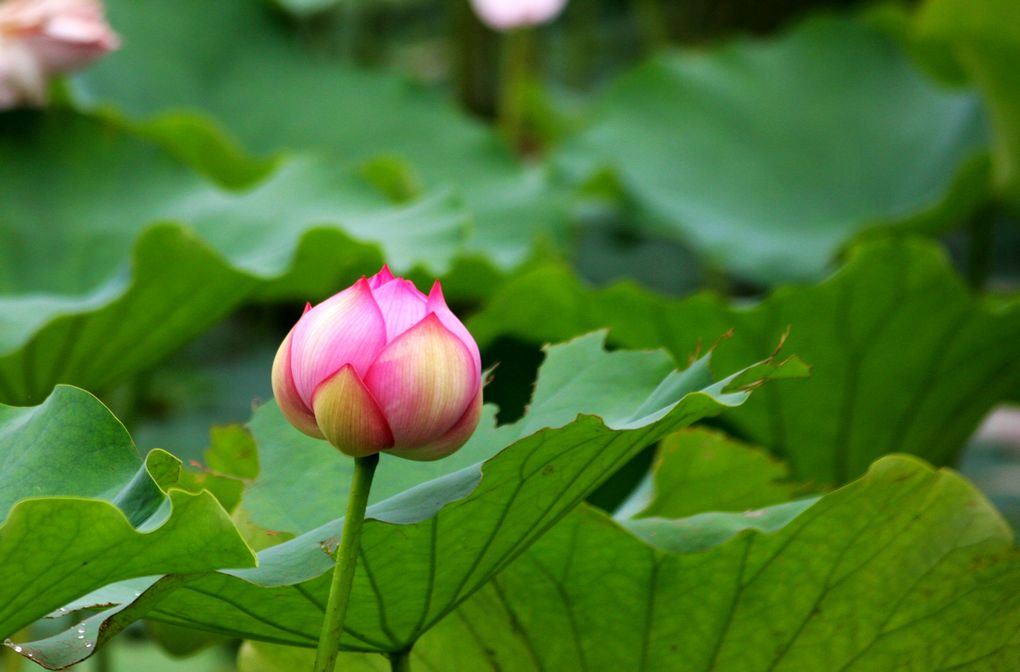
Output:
[{"xmin": 2, "ymin": 0, "xmax": 1020, "ymax": 668}]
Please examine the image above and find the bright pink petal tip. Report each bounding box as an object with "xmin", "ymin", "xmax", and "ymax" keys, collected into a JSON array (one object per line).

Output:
[
  {"xmin": 427, "ymin": 281, "xmax": 482, "ymax": 376},
  {"xmin": 369, "ymin": 264, "xmax": 396, "ymax": 289}
]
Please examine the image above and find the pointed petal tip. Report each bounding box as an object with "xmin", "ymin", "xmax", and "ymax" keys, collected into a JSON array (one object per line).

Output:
[
  {"xmin": 416, "ymin": 311, "xmax": 464, "ymax": 342},
  {"xmin": 369, "ymin": 264, "xmax": 396, "ymax": 289},
  {"xmin": 427, "ymin": 279, "xmax": 445, "ymax": 304},
  {"xmin": 423, "ymin": 283, "xmax": 481, "ymax": 376},
  {"xmin": 350, "ymin": 275, "xmax": 383, "ymax": 305},
  {"xmin": 313, "ymin": 364, "xmax": 394, "ymax": 457},
  {"xmin": 422, "ymin": 311, "xmax": 444, "ymax": 327}
]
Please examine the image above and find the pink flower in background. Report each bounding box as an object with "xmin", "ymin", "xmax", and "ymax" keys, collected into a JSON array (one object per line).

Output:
[
  {"xmin": 0, "ymin": 37, "xmax": 43, "ymax": 106},
  {"xmin": 470, "ymin": 0, "xmax": 568, "ymax": 31},
  {"xmin": 0, "ymin": 0, "xmax": 118, "ymax": 108},
  {"xmin": 272, "ymin": 265, "xmax": 483, "ymax": 462}
]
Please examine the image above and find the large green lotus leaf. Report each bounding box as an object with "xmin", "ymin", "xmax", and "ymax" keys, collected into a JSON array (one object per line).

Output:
[
  {"xmin": 232, "ymin": 456, "xmax": 1020, "ymax": 671},
  {"xmin": 241, "ymin": 332, "xmax": 797, "ymax": 536},
  {"xmin": 72, "ymin": 0, "xmax": 566, "ymax": 268},
  {"xmin": 241, "ymin": 403, "xmax": 507, "ymax": 537},
  {"xmin": 619, "ymin": 427, "xmax": 803, "ymax": 520},
  {"xmin": 404, "ymin": 455, "xmax": 1020, "ymax": 671},
  {"xmin": 20, "ymin": 333, "xmax": 802, "ymax": 666},
  {"xmin": 469, "ymin": 238, "xmax": 1020, "ymax": 483},
  {"xmin": 561, "ymin": 17, "xmax": 988, "ymax": 285},
  {"xmin": 0, "ymin": 111, "xmax": 468, "ymax": 405},
  {"xmin": 919, "ymin": 0, "xmax": 1020, "ymax": 210},
  {"xmin": 0, "ymin": 386, "xmax": 256, "ymax": 644}
]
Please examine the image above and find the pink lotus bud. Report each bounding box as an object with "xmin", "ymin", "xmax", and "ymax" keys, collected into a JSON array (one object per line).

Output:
[
  {"xmin": 0, "ymin": 0, "xmax": 118, "ymax": 108},
  {"xmin": 272, "ymin": 266, "xmax": 483, "ymax": 462},
  {"xmin": 469, "ymin": 0, "xmax": 567, "ymax": 31}
]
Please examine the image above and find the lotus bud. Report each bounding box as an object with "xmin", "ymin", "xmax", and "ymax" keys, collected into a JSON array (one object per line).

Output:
[
  {"xmin": 0, "ymin": 0, "xmax": 119, "ymax": 108},
  {"xmin": 469, "ymin": 0, "xmax": 568, "ymax": 31},
  {"xmin": 272, "ymin": 266, "xmax": 483, "ymax": 462}
]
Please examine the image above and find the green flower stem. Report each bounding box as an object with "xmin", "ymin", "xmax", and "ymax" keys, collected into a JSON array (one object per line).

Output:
[
  {"xmin": 447, "ymin": 0, "xmax": 493, "ymax": 116},
  {"xmin": 388, "ymin": 648, "xmax": 412, "ymax": 672},
  {"xmin": 312, "ymin": 453, "xmax": 380, "ymax": 672},
  {"xmin": 499, "ymin": 27, "xmax": 533, "ymax": 151},
  {"xmin": 567, "ymin": 0, "xmax": 598, "ymax": 86}
]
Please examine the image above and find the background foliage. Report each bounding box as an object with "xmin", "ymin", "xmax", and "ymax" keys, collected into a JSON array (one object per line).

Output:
[{"xmin": 2, "ymin": 0, "xmax": 1019, "ymax": 669}]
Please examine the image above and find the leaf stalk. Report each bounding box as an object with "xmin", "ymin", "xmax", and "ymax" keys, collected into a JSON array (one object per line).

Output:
[
  {"xmin": 499, "ymin": 27, "xmax": 533, "ymax": 152},
  {"xmin": 312, "ymin": 453, "xmax": 380, "ymax": 672},
  {"xmin": 388, "ymin": 648, "xmax": 413, "ymax": 672}
]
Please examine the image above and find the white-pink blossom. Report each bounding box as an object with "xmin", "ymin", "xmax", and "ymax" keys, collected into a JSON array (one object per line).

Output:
[
  {"xmin": 0, "ymin": 0, "xmax": 118, "ymax": 108},
  {"xmin": 470, "ymin": 0, "xmax": 568, "ymax": 31}
]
